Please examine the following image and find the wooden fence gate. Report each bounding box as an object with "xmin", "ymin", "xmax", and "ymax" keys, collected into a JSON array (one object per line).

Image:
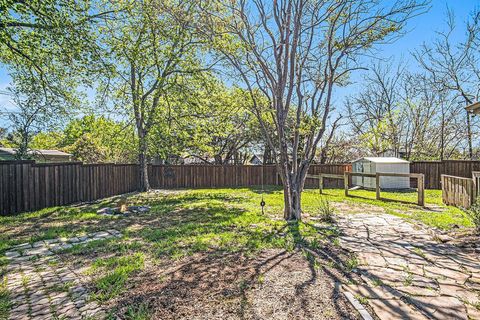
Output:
[{"xmin": 441, "ymin": 172, "xmax": 480, "ymax": 208}]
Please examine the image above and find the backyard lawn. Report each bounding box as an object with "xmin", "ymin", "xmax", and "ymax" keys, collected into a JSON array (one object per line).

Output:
[{"xmin": 0, "ymin": 187, "xmax": 475, "ymax": 319}]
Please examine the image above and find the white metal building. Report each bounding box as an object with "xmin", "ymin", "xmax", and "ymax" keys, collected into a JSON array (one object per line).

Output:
[{"xmin": 352, "ymin": 157, "xmax": 410, "ymax": 189}]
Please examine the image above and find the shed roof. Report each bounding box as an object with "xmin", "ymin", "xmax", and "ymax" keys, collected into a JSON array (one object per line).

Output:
[
  {"xmin": 353, "ymin": 157, "xmax": 409, "ymax": 164},
  {"xmin": 0, "ymin": 148, "xmax": 72, "ymax": 156}
]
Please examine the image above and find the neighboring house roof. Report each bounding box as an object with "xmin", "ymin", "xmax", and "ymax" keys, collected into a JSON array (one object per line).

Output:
[
  {"xmin": 0, "ymin": 148, "xmax": 72, "ymax": 157},
  {"xmin": 353, "ymin": 157, "xmax": 410, "ymax": 164},
  {"xmin": 466, "ymin": 101, "xmax": 480, "ymax": 114},
  {"xmin": 250, "ymin": 154, "xmax": 263, "ymax": 163}
]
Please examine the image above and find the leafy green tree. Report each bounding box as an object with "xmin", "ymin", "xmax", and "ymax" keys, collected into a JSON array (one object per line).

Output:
[
  {"xmin": 0, "ymin": 127, "xmax": 13, "ymax": 147},
  {"xmin": 182, "ymin": 84, "xmax": 261, "ymax": 164},
  {"xmin": 61, "ymin": 115, "xmax": 137, "ymax": 163},
  {"xmin": 1, "ymin": 0, "xmax": 108, "ymax": 150},
  {"xmin": 97, "ymin": 0, "xmax": 209, "ymax": 190},
  {"xmin": 0, "ymin": 0, "xmax": 104, "ymax": 82},
  {"xmin": 1, "ymin": 69, "xmax": 73, "ymax": 159},
  {"xmin": 30, "ymin": 132, "xmax": 64, "ymax": 150},
  {"xmin": 144, "ymin": 76, "xmax": 262, "ymax": 165},
  {"xmin": 30, "ymin": 115, "xmax": 137, "ymax": 163}
]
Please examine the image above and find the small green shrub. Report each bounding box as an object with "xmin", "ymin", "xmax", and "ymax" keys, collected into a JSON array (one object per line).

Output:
[
  {"xmin": 124, "ymin": 303, "xmax": 151, "ymax": 320},
  {"xmin": 466, "ymin": 198, "xmax": 480, "ymax": 232},
  {"xmin": 316, "ymin": 197, "xmax": 335, "ymax": 222},
  {"xmin": 344, "ymin": 254, "xmax": 358, "ymax": 273}
]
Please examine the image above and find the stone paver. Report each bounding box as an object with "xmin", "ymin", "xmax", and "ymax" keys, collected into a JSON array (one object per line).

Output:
[
  {"xmin": 338, "ymin": 213, "xmax": 480, "ymax": 320},
  {"xmin": 4, "ymin": 230, "xmax": 122, "ymax": 320}
]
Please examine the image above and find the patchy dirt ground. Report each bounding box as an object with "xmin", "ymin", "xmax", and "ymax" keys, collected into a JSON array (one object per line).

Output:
[{"xmin": 111, "ymin": 249, "xmax": 360, "ymax": 320}]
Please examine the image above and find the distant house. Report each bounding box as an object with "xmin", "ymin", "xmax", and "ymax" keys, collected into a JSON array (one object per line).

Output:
[
  {"xmin": 249, "ymin": 154, "xmax": 263, "ymax": 165},
  {"xmin": 0, "ymin": 148, "xmax": 72, "ymax": 163}
]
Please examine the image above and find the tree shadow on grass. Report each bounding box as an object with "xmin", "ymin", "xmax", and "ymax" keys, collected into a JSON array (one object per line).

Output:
[
  {"xmin": 248, "ymin": 185, "xmax": 283, "ymax": 194},
  {"xmin": 134, "ymin": 203, "xmax": 285, "ymax": 258},
  {"xmin": 285, "ymin": 221, "xmax": 360, "ymax": 319},
  {"xmin": 109, "ymin": 249, "xmax": 359, "ymax": 319},
  {"xmin": 0, "ymin": 191, "xmax": 253, "ymax": 252},
  {"xmin": 105, "ymin": 218, "xmax": 360, "ymax": 319}
]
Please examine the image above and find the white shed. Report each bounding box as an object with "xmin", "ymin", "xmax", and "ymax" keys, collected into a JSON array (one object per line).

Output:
[{"xmin": 352, "ymin": 157, "xmax": 410, "ymax": 190}]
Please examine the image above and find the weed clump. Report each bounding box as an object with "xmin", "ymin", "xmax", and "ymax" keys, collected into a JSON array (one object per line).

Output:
[{"xmin": 317, "ymin": 197, "xmax": 335, "ymax": 223}]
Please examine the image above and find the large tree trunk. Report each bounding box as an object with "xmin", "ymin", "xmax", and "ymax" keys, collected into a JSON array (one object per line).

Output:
[
  {"xmin": 279, "ymin": 159, "xmax": 312, "ymax": 221},
  {"xmin": 138, "ymin": 130, "xmax": 150, "ymax": 192},
  {"xmin": 214, "ymin": 155, "xmax": 223, "ymax": 165},
  {"xmin": 263, "ymin": 144, "xmax": 272, "ymax": 164},
  {"xmin": 283, "ymin": 179, "xmax": 302, "ymax": 221}
]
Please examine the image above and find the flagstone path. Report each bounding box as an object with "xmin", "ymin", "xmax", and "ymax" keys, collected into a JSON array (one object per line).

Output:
[
  {"xmin": 337, "ymin": 213, "xmax": 480, "ymax": 320},
  {"xmin": 4, "ymin": 230, "xmax": 122, "ymax": 320}
]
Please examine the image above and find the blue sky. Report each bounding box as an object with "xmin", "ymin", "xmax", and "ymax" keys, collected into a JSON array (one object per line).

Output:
[
  {"xmin": 376, "ymin": 0, "xmax": 475, "ymax": 61},
  {"xmin": 0, "ymin": 0, "xmax": 478, "ymax": 128},
  {"xmin": 332, "ymin": 0, "xmax": 478, "ymax": 108}
]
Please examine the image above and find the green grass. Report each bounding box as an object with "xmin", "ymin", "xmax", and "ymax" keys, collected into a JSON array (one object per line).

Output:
[
  {"xmin": 0, "ymin": 277, "xmax": 11, "ymax": 320},
  {"xmin": 344, "ymin": 254, "xmax": 359, "ymax": 273},
  {"xmin": 122, "ymin": 303, "xmax": 151, "ymax": 320},
  {"xmin": 354, "ymin": 294, "xmax": 369, "ymax": 305},
  {"xmin": 0, "ymin": 187, "xmax": 472, "ymax": 258},
  {"xmin": 90, "ymin": 253, "xmax": 145, "ymax": 301},
  {"xmin": 46, "ymin": 281, "xmax": 74, "ymax": 294},
  {"xmin": 0, "ymin": 202, "xmax": 121, "ymax": 255},
  {"xmin": 132, "ymin": 190, "xmax": 342, "ymax": 260}
]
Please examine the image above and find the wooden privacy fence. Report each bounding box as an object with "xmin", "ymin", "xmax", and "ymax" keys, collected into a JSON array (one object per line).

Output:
[
  {"xmin": 148, "ymin": 164, "xmax": 350, "ymax": 189},
  {"xmin": 149, "ymin": 165, "xmax": 278, "ymax": 188},
  {"xmin": 0, "ymin": 161, "xmax": 351, "ymax": 215},
  {"xmin": 410, "ymin": 160, "xmax": 480, "ymax": 189},
  {"xmin": 0, "ymin": 161, "xmax": 139, "ymax": 216}
]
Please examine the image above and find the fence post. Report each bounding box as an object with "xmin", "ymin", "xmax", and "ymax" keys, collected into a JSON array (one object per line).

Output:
[
  {"xmin": 473, "ymin": 173, "xmax": 476, "ymax": 202},
  {"xmin": 472, "ymin": 171, "xmax": 479, "ymax": 202},
  {"xmin": 441, "ymin": 175, "xmax": 446, "ymax": 205},
  {"xmin": 344, "ymin": 172, "xmax": 349, "ymax": 197},
  {"xmin": 418, "ymin": 174, "xmax": 425, "ymax": 207},
  {"xmin": 319, "ymin": 175, "xmax": 323, "ymax": 194},
  {"xmin": 468, "ymin": 179, "xmax": 473, "ymax": 208},
  {"xmin": 375, "ymin": 173, "xmax": 381, "ymax": 200}
]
